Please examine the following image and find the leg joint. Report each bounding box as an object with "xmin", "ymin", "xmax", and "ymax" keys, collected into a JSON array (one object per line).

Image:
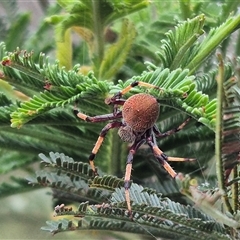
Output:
[
  {"xmin": 131, "ymin": 81, "xmax": 139, "ymax": 87},
  {"xmin": 126, "ymin": 150, "xmax": 135, "ymax": 164},
  {"xmin": 124, "ymin": 180, "xmax": 132, "ymax": 190},
  {"xmin": 89, "ymin": 153, "xmax": 95, "ymax": 161},
  {"xmin": 160, "ymin": 152, "xmax": 168, "ymax": 161}
]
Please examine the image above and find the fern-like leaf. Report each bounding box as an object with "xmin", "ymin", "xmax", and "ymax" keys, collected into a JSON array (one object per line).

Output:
[
  {"xmin": 42, "ymin": 183, "xmax": 231, "ymax": 239},
  {"xmin": 26, "ymin": 152, "xmax": 232, "ymax": 239},
  {"xmin": 157, "ymin": 14, "xmax": 205, "ymax": 70},
  {"xmin": 187, "ymin": 15, "xmax": 240, "ymax": 73},
  {"xmin": 157, "ymin": 13, "xmax": 240, "ymax": 75},
  {"xmin": 27, "ymin": 152, "xmax": 111, "ymax": 203},
  {"xmin": 1, "ymin": 47, "xmax": 217, "ymax": 130}
]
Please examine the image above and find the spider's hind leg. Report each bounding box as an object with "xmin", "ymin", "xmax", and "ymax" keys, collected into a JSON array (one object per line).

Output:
[
  {"xmin": 73, "ymin": 108, "xmax": 122, "ymax": 123},
  {"xmin": 147, "ymin": 133, "xmax": 195, "ymax": 178},
  {"xmin": 124, "ymin": 138, "xmax": 146, "ymax": 218},
  {"xmin": 148, "ymin": 142, "xmax": 178, "ymax": 178}
]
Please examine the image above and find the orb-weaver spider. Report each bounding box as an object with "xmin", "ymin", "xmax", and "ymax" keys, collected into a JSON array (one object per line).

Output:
[{"xmin": 74, "ymin": 81, "xmax": 195, "ymax": 217}]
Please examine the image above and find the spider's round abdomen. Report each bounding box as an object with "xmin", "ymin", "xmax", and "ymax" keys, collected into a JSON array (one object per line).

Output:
[{"xmin": 122, "ymin": 93, "xmax": 159, "ymax": 132}]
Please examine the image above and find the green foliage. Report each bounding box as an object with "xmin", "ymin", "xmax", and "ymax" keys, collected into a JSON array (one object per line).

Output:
[
  {"xmin": 1, "ymin": 0, "xmax": 240, "ymax": 239},
  {"xmin": 33, "ymin": 152, "xmax": 230, "ymax": 239}
]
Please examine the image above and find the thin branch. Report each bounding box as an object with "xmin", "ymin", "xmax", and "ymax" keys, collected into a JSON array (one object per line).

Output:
[
  {"xmin": 215, "ymin": 53, "xmax": 233, "ymax": 214},
  {"xmin": 232, "ymin": 166, "xmax": 239, "ymax": 212}
]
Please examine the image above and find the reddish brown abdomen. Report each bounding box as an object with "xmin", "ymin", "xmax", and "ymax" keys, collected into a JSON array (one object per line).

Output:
[{"xmin": 122, "ymin": 93, "xmax": 159, "ymax": 132}]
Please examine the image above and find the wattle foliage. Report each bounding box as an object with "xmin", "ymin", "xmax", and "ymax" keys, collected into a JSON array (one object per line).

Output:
[{"xmin": 0, "ymin": 1, "xmax": 240, "ymax": 239}]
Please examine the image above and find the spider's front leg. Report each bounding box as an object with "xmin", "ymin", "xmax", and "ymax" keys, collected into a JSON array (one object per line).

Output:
[
  {"xmin": 74, "ymin": 108, "xmax": 122, "ymax": 175},
  {"xmin": 106, "ymin": 80, "xmax": 163, "ymax": 117},
  {"xmin": 107, "ymin": 80, "xmax": 164, "ymax": 104}
]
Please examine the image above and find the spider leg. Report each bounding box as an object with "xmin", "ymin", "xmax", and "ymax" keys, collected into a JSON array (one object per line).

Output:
[
  {"xmin": 124, "ymin": 138, "xmax": 146, "ymax": 218},
  {"xmin": 108, "ymin": 81, "xmax": 163, "ymax": 103},
  {"xmin": 153, "ymin": 117, "xmax": 191, "ymax": 139},
  {"xmin": 147, "ymin": 140, "xmax": 177, "ymax": 178},
  {"xmin": 147, "ymin": 132, "xmax": 194, "ymax": 178},
  {"xmin": 88, "ymin": 122, "xmax": 123, "ymax": 175},
  {"xmin": 153, "ymin": 117, "xmax": 195, "ymax": 162},
  {"xmin": 120, "ymin": 81, "xmax": 163, "ymax": 95},
  {"xmin": 74, "ymin": 108, "xmax": 122, "ymax": 122},
  {"xmin": 74, "ymin": 108, "xmax": 123, "ymax": 174}
]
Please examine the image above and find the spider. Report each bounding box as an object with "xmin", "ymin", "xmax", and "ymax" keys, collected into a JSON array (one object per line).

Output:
[{"xmin": 74, "ymin": 81, "xmax": 195, "ymax": 217}]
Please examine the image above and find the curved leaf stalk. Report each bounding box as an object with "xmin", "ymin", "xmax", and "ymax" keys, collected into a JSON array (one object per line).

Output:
[
  {"xmin": 157, "ymin": 14, "xmax": 205, "ymax": 70},
  {"xmin": 187, "ymin": 15, "xmax": 240, "ymax": 74},
  {"xmin": 98, "ymin": 19, "xmax": 136, "ymax": 80},
  {"xmin": 215, "ymin": 54, "xmax": 233, "ymax": 214}
]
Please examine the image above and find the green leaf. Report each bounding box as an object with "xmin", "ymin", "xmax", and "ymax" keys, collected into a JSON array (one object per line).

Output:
[
  {"xmin": 28, "ymin": 152, "xmax": 111, "ymax": 204},
  {"xmin": 55, "ymin": 28, "xmax": 72, "ymax": 70},
  {"xmin": 41, "ymin": 183, "xmax": 230, "ymax": 239},
  {"xmin": 2, "ymin": 48, "xmax": 217, "ymax": 130},
  {"xmin": 187, "ymin": 15, "xmax": 240, "ymax": 74},
  {"xmin": 5, "ymin": 13, "xmax": 31, "ymax": 50},
  {"xmin": 157, "ymin": 14, "xmax": 205, "ymax": 70}
]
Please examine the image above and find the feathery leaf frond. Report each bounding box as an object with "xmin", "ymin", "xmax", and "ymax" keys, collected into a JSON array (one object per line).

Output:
[
  {"xmin": 41, "ymin": 183, "xmax": 230, "ymax": 240},
  {"xmin": 157, "ymin": 14, "xmax": 205, "ymax": 70},
  {"xmin": 1, "ymin": 47, "xmax": 216, "ymax": 130}
]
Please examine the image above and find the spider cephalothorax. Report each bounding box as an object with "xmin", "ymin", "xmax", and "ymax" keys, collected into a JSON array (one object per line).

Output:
[{"xmin": 74, "ymin": 81, "xmax": 195, "ymax": 218}]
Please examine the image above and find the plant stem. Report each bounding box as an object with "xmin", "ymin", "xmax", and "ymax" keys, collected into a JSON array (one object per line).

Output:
[
  {"xmin": 215, "ymin": 53, "xmax": 233, "ymax": 214},
  {"xmin": 92, "ymin": 0, "xmax": 105, "ymax": 77},
  {"xmin": 232, "ymin": 166, "xmax": 238, "ymax": 212}
]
